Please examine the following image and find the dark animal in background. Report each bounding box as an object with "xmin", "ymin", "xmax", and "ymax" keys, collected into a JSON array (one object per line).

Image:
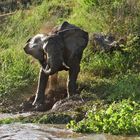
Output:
[
  {"xmin": 24, "ymin": 21, "xmax": 89, "ymax": 108},
  {"xmin": 20, "ymin": 0, "xmax": 32, "ymax": 8},
  {"xmin": 90, "ymin": 33, "xmax": 126, "ymax": 53},
  {"xmin": 0, "ymin": 0, "xmax": 34, "ymax": 13},
  {"xmin": 0, "ymin": 0, "xmax": 17, "ymax": 13}
]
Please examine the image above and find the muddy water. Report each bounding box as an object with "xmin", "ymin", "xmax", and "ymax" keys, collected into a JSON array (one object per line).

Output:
[{"xmin": 0, "ymin": 114, "xmax": 140, "ymax": 140}]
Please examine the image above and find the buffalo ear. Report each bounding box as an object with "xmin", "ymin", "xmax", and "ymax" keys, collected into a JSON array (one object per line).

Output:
[{"xmin": 60, "ymin": 21, "xmax": 69, "ymax": 30}]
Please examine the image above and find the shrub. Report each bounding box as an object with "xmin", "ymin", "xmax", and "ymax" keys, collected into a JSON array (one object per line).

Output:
[{"xmin": 67, "ymin": 100, "xmax": 140, "ymax": 135}]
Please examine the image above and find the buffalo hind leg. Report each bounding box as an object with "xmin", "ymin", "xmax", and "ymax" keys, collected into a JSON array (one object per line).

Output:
[{"xmin": 32, "ymin": 68, "xmax": 49, "ymax": 106}]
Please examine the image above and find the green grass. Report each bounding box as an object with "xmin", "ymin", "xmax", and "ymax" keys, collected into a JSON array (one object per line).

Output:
[
  {"xmin": 0, "ymin": 47, "xmax": 38, "ymax": 97},
  {"xmin": 0, "ymin": 0, "xmax": 140, "ymax": 135}
]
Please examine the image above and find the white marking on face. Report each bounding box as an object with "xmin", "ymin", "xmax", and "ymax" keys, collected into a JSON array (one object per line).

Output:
[
  {"xmin": 41, "ymin": 36, "xmax": 48, "ymax": 42},
  {"xmin": 28, "ymin": 34, "xmax": 45, "ymax": 48},
  {"xmin": 43, "ymin": 41, "xmax": 48, "ymax": 53}
]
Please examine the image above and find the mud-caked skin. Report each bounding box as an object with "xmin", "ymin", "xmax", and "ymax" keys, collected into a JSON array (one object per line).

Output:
[{"xmin": 24, "ymin": 21, "xmax": 89, "ymax": 108}]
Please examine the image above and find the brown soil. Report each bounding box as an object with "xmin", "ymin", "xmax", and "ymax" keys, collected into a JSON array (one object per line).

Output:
[
  {"xmin": 21, "ymin": 87, "xmax": 68, "ymax": 112},
  {"xmin": 0, "ymin": 83, "xmax": 37, "ymax": 113},
  {"xmin": 0, "ymin": 72, "xmax": 67, "ymax": 112}
]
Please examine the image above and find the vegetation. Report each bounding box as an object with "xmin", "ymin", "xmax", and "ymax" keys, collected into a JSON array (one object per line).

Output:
[
  {"xmin": 67, "ymin": 100, "xmax": 140, "ymax": 135},
  {"xmin": 0, "ymin": 0, "xmax": 140, "ymax": 135}
]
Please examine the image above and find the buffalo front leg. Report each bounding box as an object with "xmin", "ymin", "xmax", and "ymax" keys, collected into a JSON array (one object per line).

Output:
[
  {"xmin": 67, "ymin": 65, "xmax": 80, "ymax": 98},
  {"xmin": 32, "ymin": 68, "xmax": 49, "ymax": 106}
]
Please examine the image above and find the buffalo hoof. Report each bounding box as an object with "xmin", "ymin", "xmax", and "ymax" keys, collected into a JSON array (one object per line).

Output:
[
  {"xmin": 32, "ymin": 102, "xmax": 47, "ymax": 111},
  {"xmin": 21, "ymin": 88, "xmax": 67, "ymax": 112},
  {"xmin": 32, "ymin": 95, "xmax": 45, "ymax": 106},
  {"xmin": 33, "ymin": 99, "xmax": 55, "ymax": 111}
]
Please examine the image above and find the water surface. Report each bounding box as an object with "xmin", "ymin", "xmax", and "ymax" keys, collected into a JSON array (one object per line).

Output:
[{"xmin": 0, "ymin": 123, "xmax": 139, "ymax": 140}]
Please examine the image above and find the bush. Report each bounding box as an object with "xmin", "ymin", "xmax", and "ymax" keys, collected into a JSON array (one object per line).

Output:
[{"xmin": 67, "ymin": 100, "xmax": 140, "ymax": 135}]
